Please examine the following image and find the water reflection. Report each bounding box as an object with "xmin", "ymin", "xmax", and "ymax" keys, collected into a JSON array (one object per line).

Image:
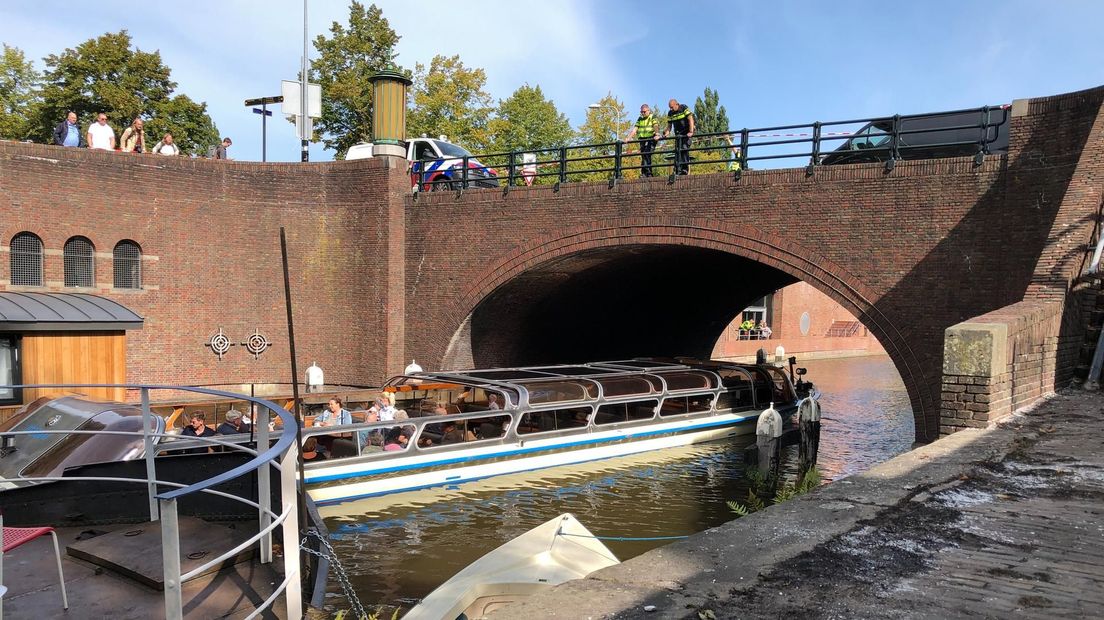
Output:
[{"xmin": 320, "ymin": 355, "xmax": 913, "ymax": 614}]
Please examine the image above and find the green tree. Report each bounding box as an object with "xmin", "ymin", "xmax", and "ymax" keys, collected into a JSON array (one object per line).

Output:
[
  {"xmin": 309, "ymin": 1, "xmax": 400, "ymax": 158},
  {"xmin": 486, "ymin": 84, "xmax": 573, "ymax": 184},
  {"xmin": 0, "ymin": 44, "xmax": 41, "ymax": 140},
  {"xmin": 572, "ymin": 93, "xmax": 633, "ymax": 181},
  {"xmin": 146, "ymin": 94, "xmax": 220, "ymax": 157},
  {"xmin": 33, "ymin": 30, "xmax": 218, "ymax": 155},
  {"xmin": 487, "ymin": 84, "xmax": 572, "ymax": 153},
  {"xmin": 692, "ymin": 87, "xmax": 732, "ymax": 173},
  {"xmin": 407, "ymin": 54, "xmax": 493, "ymax": 152}
]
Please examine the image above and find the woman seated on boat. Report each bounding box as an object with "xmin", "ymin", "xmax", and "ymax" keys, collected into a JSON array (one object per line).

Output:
[{"xmin": 314, "ymin": 397, "xmax": 353, "ymax": 453}]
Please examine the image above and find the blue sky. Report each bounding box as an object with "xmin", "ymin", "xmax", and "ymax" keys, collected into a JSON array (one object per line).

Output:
[{"xmin": 3, "ymin": 1, "xmax": 1103, "ymax": 162}]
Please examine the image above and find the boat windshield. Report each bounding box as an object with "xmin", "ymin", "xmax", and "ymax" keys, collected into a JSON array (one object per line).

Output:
[
  {"xmin": 595, "ymin": 375, "xmax": 656, "ymax": 398},
  {"xmin": 519, "ymin": 379, "xmax": 597, "ymax": 405},
  {"xmin": 654, "ymin": 370, "xmax": 717, "ymax": 391}
]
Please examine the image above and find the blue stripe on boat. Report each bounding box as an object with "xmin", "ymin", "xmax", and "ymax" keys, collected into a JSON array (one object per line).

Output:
[{"xmin": 305, "ymin": 414, "xmax": 751, "ymax": 485}]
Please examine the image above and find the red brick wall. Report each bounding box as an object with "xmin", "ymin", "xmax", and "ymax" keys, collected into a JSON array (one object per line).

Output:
[
  {"xmin": 0, "ymin": 145, "xmax": 402, "ymax": 388},
  {"xmin": 711, "ymin": 281, "xmax": 885, "ymax": 359},
  {"xmin": 940, "ymin": 85, "xmax": 1104, "ymax": 434}
]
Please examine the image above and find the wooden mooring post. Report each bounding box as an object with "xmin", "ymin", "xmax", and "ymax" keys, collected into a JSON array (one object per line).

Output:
[
  {"xmin": 754, "ymin": 404, "xmax": 784, "ymax": 479},
  {"xmin": 798, "ymin": 398, "xmax": 822, "ymax": 475}
]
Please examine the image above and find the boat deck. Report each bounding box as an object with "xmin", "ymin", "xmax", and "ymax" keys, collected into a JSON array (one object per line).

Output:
[{"xmin": 2, "ymin": 521, "xmax": 284, "ymax": 619}]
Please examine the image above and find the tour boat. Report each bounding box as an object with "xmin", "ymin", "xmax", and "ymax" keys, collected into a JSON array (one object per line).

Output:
[
  {"xmin": 403, "ymin": 513, "xmax": 620, "ymax": 620},
  {"xmin": 305, "ymin": 357, "xmax": 817, "ymax": 506}
]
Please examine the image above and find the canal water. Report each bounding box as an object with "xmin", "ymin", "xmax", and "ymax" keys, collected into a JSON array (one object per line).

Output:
[{"xmin": 319, "ymin": 354, "xmax": 914, "ymax": 614}]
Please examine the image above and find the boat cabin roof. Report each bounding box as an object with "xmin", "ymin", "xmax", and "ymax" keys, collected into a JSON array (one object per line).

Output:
[{"xmin": 384, "ymin": 358, "xmax": 776, "ymax": 409}]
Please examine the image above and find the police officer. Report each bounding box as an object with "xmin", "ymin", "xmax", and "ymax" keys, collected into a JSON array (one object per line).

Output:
[
  {"xmin": 625, "ymin": 104, "xmax": 660, "ymax": 177},
  {"xmin": 662, "ymin": 98, "xmax": 695, "ymax": 175}
]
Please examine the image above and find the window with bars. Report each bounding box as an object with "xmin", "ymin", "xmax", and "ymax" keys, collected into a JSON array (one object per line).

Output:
[
  {"xmin": 113, "ymin": 240, "xmax": 142, "ymax": 289},
  {"xmin": 10, "ymin": 232, "xmax": 43, "ymax": 286},
  {"xmin": 63, "ymin": 236, "xmax": 95, "ymax": 287}
]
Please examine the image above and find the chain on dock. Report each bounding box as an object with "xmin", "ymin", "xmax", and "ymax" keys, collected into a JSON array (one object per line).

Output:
[{"xmin": 301, "ymin": 530, "xmax": 369, "ymax": 620}]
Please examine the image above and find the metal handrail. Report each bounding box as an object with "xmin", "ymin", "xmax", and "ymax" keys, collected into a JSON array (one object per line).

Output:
[
  {"xmin": 412, "ymin": 104, "xmax": 1010, "ymax": 190},
  {"xmin": 0, "ymin": 383, "xmax": 304, "ymax": 620}
]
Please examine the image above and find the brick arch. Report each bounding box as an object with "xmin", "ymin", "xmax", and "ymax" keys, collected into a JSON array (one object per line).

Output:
[{"xmin": 440, "ymin": 218, "xmax": 936, "ymax": 439}]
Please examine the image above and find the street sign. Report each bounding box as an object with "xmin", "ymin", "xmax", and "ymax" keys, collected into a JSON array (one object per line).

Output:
[
  {"xmin": 244, "ymin": 96, "xmax": 283, "ymax": 107},
  {"xmin": 253, "ymin": 108, "xmax": 273, "ymax": 117}
]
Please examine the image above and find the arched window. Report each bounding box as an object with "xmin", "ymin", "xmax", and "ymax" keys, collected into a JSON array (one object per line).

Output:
[
  {"xmin": 63, "ymin": 236, "xmax": 95, "ymax": 288},
  {"xmin": 10, "ymin": 232, "xmax": 43, "ymax": 287},
  {"xmin": 113, "ymin": 240, "xmax": 142, "ymax": 289}
]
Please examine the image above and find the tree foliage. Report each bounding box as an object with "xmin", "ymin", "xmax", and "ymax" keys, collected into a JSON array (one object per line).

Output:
[
  {"xmin": 310, "ymin": 1, "xmax": 400, "ymax": 158},
  {"xmin": 486, "ymin": 84, "xmax": 572, "ymax": 155},
  {"xmin": 0, "ymin": 44, "xmax": 41, "ymax": 140},
  {"xmin": 571, "ymin": 92, "xmax": 633, "ymax": 181},
  {"xmin": 31, "ymin": 30, "xmax": 217, "ymax": 155},
  {"xmin": 692, "ymin": 87, "xmax": 732, "ymax": 173},
  {"xmin": 407, "ymin": 55, "xmax": 493, "ymax": 152}
]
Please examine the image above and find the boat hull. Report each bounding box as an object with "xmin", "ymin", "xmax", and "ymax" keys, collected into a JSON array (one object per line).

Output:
[{"xmin": 307, "ymin": 410, "xmax": 769, "ymax": 506}]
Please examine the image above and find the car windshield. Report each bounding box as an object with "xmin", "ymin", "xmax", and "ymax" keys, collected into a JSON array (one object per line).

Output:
[{"xmin": 434, "ymin": 140, "xmax": 474, "ymax": 158}]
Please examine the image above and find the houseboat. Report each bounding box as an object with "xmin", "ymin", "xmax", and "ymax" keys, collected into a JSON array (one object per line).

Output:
[{"xmin": 304, "ymin": 357, "xmax": 817, "ymax": 506}]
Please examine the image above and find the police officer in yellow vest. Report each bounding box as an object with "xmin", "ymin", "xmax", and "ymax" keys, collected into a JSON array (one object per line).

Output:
[
  {"xmin": 625, "ymin": 104, "xmax": 660, "ymax": 177},
  {"xmin": 662, "ymin": 98, "xmax": 695, "ymax": 175}
]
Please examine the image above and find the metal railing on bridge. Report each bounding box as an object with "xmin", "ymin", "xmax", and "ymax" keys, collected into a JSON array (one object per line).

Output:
[{"xmin": 414, "ymin": 104, "xmax": 1010, "ymax": 192}]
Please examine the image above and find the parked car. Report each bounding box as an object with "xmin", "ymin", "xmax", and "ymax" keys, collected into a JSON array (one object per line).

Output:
[
  {"xmin": 820, "ymin": 107, "xmax": 1010, "ymax": 165},
  {"xmin": 345, "ymin": 137, "xmax": 499, "ymax": 190}
]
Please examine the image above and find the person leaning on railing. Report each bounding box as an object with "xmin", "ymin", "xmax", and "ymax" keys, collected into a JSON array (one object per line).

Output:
[
  {"xmin": 625, "ymin": 104, "xmax": 660, "ymax": 177},
  {"xmin": 662, "ymin": 99, "xmax": 695, "ymax": 175}
]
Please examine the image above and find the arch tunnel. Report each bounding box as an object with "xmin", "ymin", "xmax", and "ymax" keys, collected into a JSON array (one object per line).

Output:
[{"xmin": 460, "ymin": 245, "xmax": 800, "ymax": 367}]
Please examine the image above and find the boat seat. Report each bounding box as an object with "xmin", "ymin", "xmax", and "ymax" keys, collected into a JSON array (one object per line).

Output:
[{"xmin": 0, "ymin": 515, "xmax": 68, "ymax": 614}]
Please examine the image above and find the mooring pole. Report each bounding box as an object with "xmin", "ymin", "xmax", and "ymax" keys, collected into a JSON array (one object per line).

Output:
[
  {"xmin": 756, "ymin": 404, "xmax": 783, "ymax": 480},
  {"xmin": 798, "ymin": 398, "xmax": 822, "ymax": 475},
  {"xmin": 280, "ymin": 227, "xmax": 309, "ymax": 539}
]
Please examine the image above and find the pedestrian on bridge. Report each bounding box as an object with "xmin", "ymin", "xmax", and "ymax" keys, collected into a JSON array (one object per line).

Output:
[
  {"xmin": 662, "ymin": 99, "xmax": 695, "ymax": 175},
  {"xmin": 625, "ymin": 104, "xmax": 660, "ymax": 177}
]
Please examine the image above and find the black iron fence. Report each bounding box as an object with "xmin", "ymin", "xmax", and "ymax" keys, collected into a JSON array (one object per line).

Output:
[{"xmin": 414, "ymin": 105, "xmax": 1010, "ymax": 191}]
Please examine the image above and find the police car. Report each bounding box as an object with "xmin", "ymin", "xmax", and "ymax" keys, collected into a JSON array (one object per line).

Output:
[{"xmin": 346, "ymin": 136, "xmax": 499, "ymax": 191}]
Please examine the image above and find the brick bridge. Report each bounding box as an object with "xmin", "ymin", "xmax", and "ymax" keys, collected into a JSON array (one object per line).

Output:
[{"xmin": 2, "ymin": 86, "xmax": 1102, "ymax": 441}]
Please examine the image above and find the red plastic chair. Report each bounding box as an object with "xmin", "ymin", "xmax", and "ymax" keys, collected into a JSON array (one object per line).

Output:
[{"xmin": 0, "ymin": 514, "xmax": 69, "ymax": 613}]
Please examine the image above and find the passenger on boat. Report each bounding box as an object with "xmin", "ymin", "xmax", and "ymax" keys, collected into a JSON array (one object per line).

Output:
[
  {"xmin": 181, "ymin": 412, "xmax": 217, "ymax": 454},
  {"xmin": 440, "ymin": 420, "xmax": 476, "ymax": 444},
  {"xmin": 302, "ymin": 437, "xmax": 327, "ymax": 461},
  {"xmin": 487, "ymin": 392, "xmax": 501, "ymax": 410},
  {"xmin": 383, "ymin": 427, "xmax": 410, "ymax": 451},
  {"xmin": 373, "ymin": 395, "xmax": 397, "ymax": 421},
  {"xmin": 216, "ymin": 410, "xmax": 249, "ymax": 435},
  {"xmin": 357, "ymin": 409, "xmax": 384, "ymax": 452},
  {"xmin": 315, "ymin": 398, "xmax": 353, "ymax": 453}
]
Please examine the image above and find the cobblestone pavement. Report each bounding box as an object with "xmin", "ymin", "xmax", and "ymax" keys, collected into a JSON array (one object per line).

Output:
[
  {"xmin": 494, "ymin": 390, "xmax": 1104, "ymax": 619},
  {"xmin": 723, "ymin": 390, "xmax": 1104, "ymax": 619}
]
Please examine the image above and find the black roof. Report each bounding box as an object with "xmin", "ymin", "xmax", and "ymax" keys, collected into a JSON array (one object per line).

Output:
[{"xmin": 0, "ymin": 292, "xmax": 144, "ymax": 331}]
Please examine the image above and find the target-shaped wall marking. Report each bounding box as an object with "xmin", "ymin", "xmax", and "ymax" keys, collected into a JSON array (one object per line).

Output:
[
  {"xmin": 242, "ymin": 329, "xmax": 271, "ymax": 359},
  {"xmin": 205, "ymin": 328, "xmax": 235, "ymax": 360}
]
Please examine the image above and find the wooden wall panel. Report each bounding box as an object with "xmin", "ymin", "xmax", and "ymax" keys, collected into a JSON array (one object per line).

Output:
[{"xmin": 21, "ymin": 332, "xmax": 127, "ymax": 403}]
